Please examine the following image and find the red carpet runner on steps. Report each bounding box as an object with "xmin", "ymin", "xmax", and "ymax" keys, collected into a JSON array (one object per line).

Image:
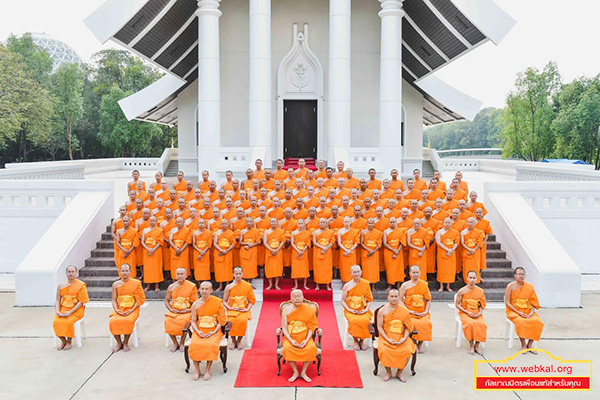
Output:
[{"xmin": 234, "ymin": 279, "xmax": 363, "ymax": 388}]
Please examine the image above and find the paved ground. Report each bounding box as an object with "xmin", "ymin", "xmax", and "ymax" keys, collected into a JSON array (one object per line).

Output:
[{"xmin": 0, "ymin": 292, "xmax": 598, "ymax": 400}]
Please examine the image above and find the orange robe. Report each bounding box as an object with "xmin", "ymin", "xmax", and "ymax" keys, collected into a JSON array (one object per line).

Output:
[
  {"xmin": 506, "ymin": 282, "xmax": 544, "ymax": 341},
  {"xmin": 255, "ymin": 217, "xmax": 270, "ymax": 266},
  {"xmin": 53, "ymin": 279, "xmax": 89, "ymax": 338},
  {"xmin": 164, "ymin": 280, "xmax": 198, "ymax": 335},
  {"xmin": 408, "ymin": 228, "xmax": 430, "ymax": 271},
  {"xmin": 384, "ymin": 228, "xmax": 407, "ymax": 285},
  {"xmin": 231, "ymin": 218, "xmax": 247, "ymax": 267},
  {"xmin": 189, "ymin": 296, "xmax": 227, "ymax": 361},
  {"xmin": 193, "ymin": 230, "xmax": 213, "ymax": 281},
  {"xmin": 403, "ymin": 280, "xmax": 432, "ymax": 342},
  {"xmin": 459, "ymin": 286, "xmax": 487, "ymax": 342},
  {"xmin": 170, "ymin": 227, "xmax": 192, "ymax": 279},
  {"xmin": 109, "ymin": 279, "xmax": 145, "ymax": 335},
  {"xmin": 281, "ymin": 218, "xmax": 298, "ymax": 267},
  {"xmin": 378, "ymin": 305, "xmax": 416, "ymax": 370},
  {"xmin": 475, "ymin": 218, "xmax": 493, "ymax": 271},
  {"xmin": 240, "ymin": 228, "xmax": 261, "ymax": 279},
  {"xmin": 265, "ymin": 228, "xmax": 285, "ymax": 278},
  {"xmin": 389, "ymin": 179, "xmax": 405, "ymax": 192},
  {"xmin": 338, "ymin": 228, "xmax": 360, "ymax": 282},
  {"xmin": 462, "ymin": 228, "xmax": 484, "ymax": 283},
  {"xmin": 226, "ymin": 280, "xmax": 256, "ymax": 337},
  {"xmin": 161, "ymin": 219, "xmax": 176, "ymax": 271},
  {"xmin": 313, "ymin": 229, "xmax": 335, "ymax": 284},
  {"xmin": 344, "ymin": 279, "xmax": 373, "ymax": 339},
  {"xmin": 214, "ymin": 229, "xmax": 236, "ymax": 283},
  {"xmin": 291, "ymin": 230, "xmax": 312, "ymax": 279},
  {"xmin": 367, "ymin": 179, "xmax": 381, "ymax": 190},
  {"xmin": 468, "ymin": 202, "xmax": 488, "ymax": 216},
  {"xmin": 115, "ymin": 227, "xmax": 139, "ymax": 278},
  {"xmin": 436, "ymin": 229, "xmax": 460, "ymax": 283},
  {"xmin": 283, "ymin": 303, "xmax": 319, "ymax": 362},
  {"xmin": 142, "ymin": 227, "xmax": 164, "ymax": 284},
  {"xmin": 361, "ymin": 229, "xmax": 383, "ymax": 283},
  {"xmin": 422, "ymin": 218, "xmax": 441, "ymax": 274}
]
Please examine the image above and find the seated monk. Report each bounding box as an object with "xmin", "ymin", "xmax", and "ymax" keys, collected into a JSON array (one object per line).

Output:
[
  {"xmin": 505, "ymin": 267, "xmax": 544, "ymax": 353},
  {"xmin": 341, "ymin": 265, "xmax": 373, "ymax": 351},
  {"xmin": 53, "ymin": 265, "xmax": 89, "ymax": 351},
  {"xmin": 400, "ymin": 266, "xmax": 432, "ymax": 354},
  {"xmin": 455, "ymin": 270, "xmax": 487, "ymax": 355},
  {"xmin": 282, "ymin": 289, "xmax": 319, "ymax": 383},
  {"xmin": 164, "ymin": 268, "xmax": 198, "ymax": 352},
  {"xmin": 377, "ymin": 288, "xmax": 416, "ymax": 382},
  {"xmin": 189, "ymin": 281, "xmax": 227, "ymax": 381},
  {"xmin": 109, "ymin": 264, "xmax": 145, "ymax": 353},
  {"xmin": 223, "ymin": 267, "xmax": 256, "ymax": 350}
]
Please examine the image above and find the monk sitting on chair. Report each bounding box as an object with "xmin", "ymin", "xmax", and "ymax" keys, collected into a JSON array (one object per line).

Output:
[
  {"xmin": 53, "ymin": 265, "xmax": 89, "ymax": 350},
  {"xmin": 109, "ymin": 263, "xmax": 145, "ymax": 353},
  {"xmin": 400, "ymin": 265, "xmax": 432, "ymax": 354},
  {"xmin": 455, "ymin": 270, "xmax": 487, "ymax": 355},
  {"xmin": 505, "ymin": 267, "xmax": 544, "ymax": 353},
  {"xmin": 189, "ymin": 281, "xmax": 227, "ymax": 381},
  {"xmin": 281, "ymin": 289, "xmax": 319, "ymax": 383},
  {"xmin": 341, "ymin": 265, "xmax": 373, "ymax": 351},
  {"xmin": 377, "ymin": 288, "xmax": 416, "ymax": 382},
  {"xmin": 223, "ymin": 267, "xmax": 256, "ymax": 350},
  {"xmin": 164, "ymin": 268, "xmax": 198, "ymax": 352}
]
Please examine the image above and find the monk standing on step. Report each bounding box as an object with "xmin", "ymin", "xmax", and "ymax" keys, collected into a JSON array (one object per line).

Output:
[
  {"xmin": 341, "ymin": 265, "xmax": 373, "ymax": 351},
  {"xmin": 53, "ymin": 265, "xmax": 89, "ymax": 351},
  {"xmin": 109, "ymin": 263, "xmax": 145, "ymax": 353},
  {"xmin": 223, "ymin": 267, "xmax": 256, "ymax": 350},
  {"xmin": 141, "ymin": 216, "xmax": 163, "ymax": 291},
  {"xmin": 164, "ymin": 268, "xmax": 198, "ymax": 352},
  {"xmin": 312, "ymin": 218, "xmax": 334, "ymax": 291},
  {"xmin": 264, "ymin": 218, "xmax": 285, "ymax": 290}
]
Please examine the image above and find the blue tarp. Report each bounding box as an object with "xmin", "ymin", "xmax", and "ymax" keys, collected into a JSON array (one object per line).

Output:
[{"xmin": 541, "ymin": 159, "xmax": 591, "ymax": 165}]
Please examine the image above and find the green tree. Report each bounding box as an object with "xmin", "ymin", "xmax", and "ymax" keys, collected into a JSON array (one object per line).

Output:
[
  {"xmin": 500, "ymin": 62, "xmax": 561, "ymax": 161},
  {"xmin": 5, "ymin": 33, "xmax": 53, "ymax": 88},
  {"xmin": 51, "ymin": 63, "xmax": 84, "ymax": 160}
]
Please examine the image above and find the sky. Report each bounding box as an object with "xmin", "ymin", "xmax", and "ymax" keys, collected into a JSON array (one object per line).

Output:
[{"xmin": 1, "ymin": 0, "xmax": 599, "ymax": 109}]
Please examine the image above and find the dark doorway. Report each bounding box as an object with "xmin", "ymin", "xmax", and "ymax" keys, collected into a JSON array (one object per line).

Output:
[{"xmin": 283, "ymin": 100, "xmax": 317, "ymax": 159}]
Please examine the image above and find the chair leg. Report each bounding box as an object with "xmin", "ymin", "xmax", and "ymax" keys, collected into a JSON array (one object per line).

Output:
[
  {"xmin": 53, "ymin": 335, "xmax": 58, "ymax": 348},
  {"xmin": 165, "ymin": 334, "xmax": 170, "ymax": 347},
  {"xmin": 75, "ymin": 321, "xmax": 82, "ymax": 348},
  {"xmin": 411, "ymin": 352, "xmax": 417, "ymax": 376},
  {"xmin": 184, "ymin": 346, "xmax": 190, "ymax": 373},
  {"xmin": 132, "ymin": 320, "xmax": 139, "ymax": 348},
  {"xmin": 220, "ymin": 346, "xmax": 228, "ymax": 373},
  {"xmin": 81, "ymin": 319, "xmax": 87, "ymax": 340},
  {"xmin": 317, "ymin": 355, "xmax": 322, "ymax": 376},
  {"xmin": 372, "ymin": 348, "xmax": 379, "ymax": 375},
  {"xmin": 277, "ymin": 354, "xmax": 283, "ymax": 376},
  {"xmin": 455, "ymin": 321, "xmax": 462, "ymax": 348},
  {"xmin": 343, "ymin": 320, "xmax": 349, "ymax": 348},
  {"xmin": 507, "ymin": 321, "xmax": 515, "ymax": 349}
]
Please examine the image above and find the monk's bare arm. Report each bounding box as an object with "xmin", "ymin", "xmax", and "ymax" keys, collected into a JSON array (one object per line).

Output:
[
  {"xmin": 192, "ymin": 233, "xmax": 202, "ymax": 253},
  {"xmin": 435, "ymin": 231, "xmax": 449, "ymax": 252},
  {"xmin": 111, "ymin": 282, "xmax": 121, "ymax": 315},
  {"xmin": 55, "ymin": 286, "xmax": 63, "ymax": 316},
  {"xmin": 281, "ymin": 308, "xmax": 297, "ymax": 346},
  {"xmin": 340, "ymin": 285, "xmax": 352, "ymax": 313},
  {"xmin": 164, "ymin": 285, "xmax": 174, "ymax": 312},
  {"xmin": 222, "ymin": 285, "xmax": 232, "ymax": 310},
  {"xmin": 377, "ymin": 308, "xmax": 394, "ymax": 345},
  {"xmin": 455, "ymin": 289, "xmax": 469, "ymax": 315},
  {"xmin": 190, "ymin": 302, "xmax": 201, "ymax": 335},
  {"xmin": 504, "ymin": 284, "xmax": 524, "ymax": 316}
]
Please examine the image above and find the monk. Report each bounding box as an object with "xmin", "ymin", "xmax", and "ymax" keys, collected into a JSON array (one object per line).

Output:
[
  {"xmin": 461, "ymin": 217, "xmax": 484, "ymax": 283},
  {"xmin": 435, "ymin": 218, "xmax": 460, "ymax": 292},
  {"xmin": 400, "ymin": 266, "xmax": 432, "ymax": 353},
  {"xmin": 164, "ymin": 268, "xmax": 198, "ymax": 352},
  {"xmin": 505, "ymin": 267, "xmax": 544, "ymax": 353},
  {"xmin": 169, "ymin": 217, "xmax": 192, "ymax": 280},
  {"xmin": 456, "ymin": 270, "xmax": 487, "ymax": 355},
  {"xmin": 341, "ymin": 265, "xmax": 373, "ymax": 351},
  {"xmin": 281, "ymin": 289, "xmax": 319, "ymax": 383},
  {"xmin": 53, "ymin": 265, "xmax": 89, "ymax": 351},
  {"xmin": 361, "ymin": 218, "xmax": 383, "ymax": 290},
  {"xmin": 377, "ymin": 288, "xmax": 416, "ymax": 382},
  {"xmin": 264, "ymin": 217, "xmax": 285, "ymax": 290},
  {"xmin": 127, "ymin": 170, "xmax": 145, "ymax": 194},
  {"xmin": 367, "ymin": 168, "xmax": 381, "ymax": 190},
  {"xmin": 383, "ymin": 217, "xmax": 406, "ymax": 290},
  {"xmin": 141, "ymin": 216, "xmax": 164, "ymax": 291},
  {"xmin": 109, "ymin": 264, "xmax": 145, "ymax": 352},
  {"xmin": 467, "ymin": 191, "xmax": 487, "ymax": 216},
  {"xmin": 312, "ymin": 218, "xmax": 334, "ymax": 291},
  {"xmin": 239, "ymin": 217, "xmax": 261, "ymax": 280},
  {"xmin": 115, "ymin": 216, "xmax": 139, "ymax": 278},
  {"xmin": 173, "ymin": 171, "xmax": 188, "ymax": 194},
  {"xmin": 406, "ymin": 219, "xmax": 429, "ymax": 273},
  {"xmin": 191, "ymin": 220, "xmax": 212, "ymax": 282},
  {"xmin": 189, "ymin": 281, "xmax": 227, "ymax": 381},
  {"xmin": 223, "ymin": 267, "xmax": 256, "ymax": 350},
  {"xmin": 337, "ymin": 217, "xmax": 360, "ymax": 283},
  {"xmin": 291, "ymin": 219, "xmax": 311, "ymax": 290},
  {"xmin": 213, "ymin": 219, "xmax": 236, "ymax": 291},
  {"xmin": 474, "ymin": 208, "xmax": 492, "ymax": 272}
]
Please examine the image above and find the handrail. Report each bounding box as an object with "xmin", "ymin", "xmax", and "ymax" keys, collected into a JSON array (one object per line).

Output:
[{"xmin": 437, "ymin": 148, "xmax": 503, "ymax": 158}]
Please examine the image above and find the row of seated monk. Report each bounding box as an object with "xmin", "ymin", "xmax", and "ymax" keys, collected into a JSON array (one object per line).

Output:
[{"xmin": 54, "ymin": 263, "xmax": 543, "ymax": 383}]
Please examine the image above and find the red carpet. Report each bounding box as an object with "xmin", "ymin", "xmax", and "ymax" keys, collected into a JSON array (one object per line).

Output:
[{"xmin": 234, "ymin": 279, "xmax": 363, "ymax": 388}]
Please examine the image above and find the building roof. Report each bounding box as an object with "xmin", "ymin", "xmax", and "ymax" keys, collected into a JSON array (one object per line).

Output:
[{"xmin": 85, "ymin": 0, "xmax": 515, "ymax": 126}]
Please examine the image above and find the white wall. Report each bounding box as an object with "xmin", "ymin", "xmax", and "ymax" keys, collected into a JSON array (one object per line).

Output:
[
  {"xmin": 543, "ymin": 219, "xmax": 600, "ymax": 274},
  {"xmin": 177, "ymin": 80, "xmax": 199, "ymax": 179}
]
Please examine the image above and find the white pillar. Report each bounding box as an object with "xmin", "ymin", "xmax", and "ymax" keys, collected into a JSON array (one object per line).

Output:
[
  {"xmin": 378, "ymin": 0, "xmax": 404, "ymax": 174},
  {"xmin": 197, "ymin": 0, "xmax": 222, "ymax": 177},
  {"xmin": 249, "ymin": 0, "xmax": 272, "ymax": 166},
  {"xmin": 328, "ymin": 0, "xmax": 351, "ymax": 166}
]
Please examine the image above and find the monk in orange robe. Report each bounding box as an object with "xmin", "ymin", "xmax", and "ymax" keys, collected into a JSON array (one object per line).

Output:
[
  {"xmin": 281, "ymin": 290, "xmax": 319, "ymax": 383},
  {"xmin": 115, "ymin": 216, "xmax": 139, "ymax": 278},
  {"xmin": 407, "ymin": 219, "xmax": 429, "ymax": 273},
  {"xmin": 389, "ymin": 169, "xmax": 405, "ymax": 192},
  {"xmin": 109, "ymin": 264, "xmax": 145, "ymax": 352},
  {"xmin": 505, "ymin": 267, "xmax": 544, "ymax": 352},
  {"xmin": 361, "ymin": 218, "xmax": 383, "ymax": 289},
  {"xmin": 422, "ymin": 208, "xmax": 441, "ymax": 275},
  {"xmin": 254, "ymin": 206, "xmax": 270, "ymax": 267},
  {"xmin": 461, "ymin": 217, "xmax": 484, "ymax": 283},
  {"xmin": 264, "ymin": 218, "xmax": 285, "ymax": 290},
  {"xmin": 192, "ymin": 220, "xmax": 212, "ymax": 282},
  {"xmin": 112, "ymin": 206, "xmax": 127, "ymax": 266},
  {"xmin": 213, "ymin": 219, "xmax": 236, "ymax": 291},
  {"xmin": 312, "ymin": 218, "xmax": 335, "ymax": 291},
  {"xmin": 412, "ymin": 169, "xmax": 428, "ymax": 191},
  {"xmin": 467, "ymin": 191, "xmax": 487, "ymax": 216},
  {"xmin": 383, "ymin": 217, "xmax": 406, "ymax": 289},
  {"xmin": 223, "ymin": 267, "xmax": 256, "ymax": 349},
  {"xmin": 474, "ymin": 208, "xmax": 492, "ymax": 271},
  {"xmin": 141, "ymin": 216, "xmax": 164, "ymax": 291},
  {"xmin": 281, "ymin": 208, "xmax": 298, "ymax": 268},
  {"xmin": 427, "ymin": 178, "xmax": 445, "ymax": 201},
  {"xmin": 400, "ymin": 266, "xmax": 432, "ymax": 353},
  {"xmin": 455, "ymin": 171, "xmax": 468, "ymax": 193},
  {"xmin": 189, "ymin": 281, "xmax": 227, "ymax": 381},
  {"xmin": 169, "ymin": 217, "xmax": 192, "ymax": 280},
  {"xmin": 230, "ymin": 207, "xmax": 247, "ymax": 267},
  {"xmin": 342, "ymin": 266, "xmax": 373, "ymax": 350},
  {"xmin": 367, "ymin": 168, "xmax": 381, "ymax": 190},
  {"xmin": 456, "ymin": 270, "xmax": 487, "ymax": 355},
  {"xmin": 377, "ymin": 288, "xmax": 416, "ymax": 382},
  {"xmin": 337, "ymin": 217, "xmax": 360, "ymax": 282},
  {"xmin": 291, "ymin": 219, "xmax": 312, "ymax": 290},
  {"xmin": 53, "ymin": 265, "xmax": 88, "ymax": 350},
  {"xmin": 127, "ymin": 170, "xmax": 145, "ymax": 194},
  {"xmin": 240, "ymin": 217, "xmax": 261, "ymax": 280},
  {"xmin": 173, "ymin": 171, "xmax": 188, "ymax": 194},
  {"xmin": 435, "ymin": 217, "xmax": 460, "ymax": 292},
  {"xmin": 164, "ymin": 268, "xmax": 198, "ymax": 352}
]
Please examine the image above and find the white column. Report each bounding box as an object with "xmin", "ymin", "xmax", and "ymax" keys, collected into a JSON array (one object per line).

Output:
[
  {"xmin": 378, "ymin": 0, "xmax": 404, "ymax": 174},
  {"xmin": 328, "ymin": 0, "xmax": 351, "ymax": 165},
  {"xmin": 249, "ymin": 0, "xmax": 272, "ymax": 166},
  {"xmin": 197, "ymin": 0, "xmax": 222, "ymax": 177}
]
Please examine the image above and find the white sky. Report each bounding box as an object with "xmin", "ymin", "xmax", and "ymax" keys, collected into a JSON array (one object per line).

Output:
[{"xmin": 1, "ymin": 0, "xmax": 598, "ymax": 108}]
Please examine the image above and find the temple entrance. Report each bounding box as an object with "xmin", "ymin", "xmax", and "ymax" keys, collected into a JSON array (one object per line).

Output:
[{"xmin": 283, "ymin": 100, "xmax": 317, "ymax": 159}]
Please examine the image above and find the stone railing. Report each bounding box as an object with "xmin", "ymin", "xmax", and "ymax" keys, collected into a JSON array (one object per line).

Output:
[
  {"xmin": 422, "ymin": 147, "xmax": 443, "ymax": 172},
  {"xmin": 437, "ymin": 148, "xmax": 503, "ymax": 158},
  {"xmin": 5, "ymin": 157, "xmax": 160, "ymax": 177},
  {"xmin": 156, "ymin": 147, "xmax": 178, "ymax": 174},
  {"xmin": 516, "ymin": 165, "xmax": 599, "ymax": 181},
  {"xmin": 0, "ymin": 164, "xmax": 84, "ymax": 180}
]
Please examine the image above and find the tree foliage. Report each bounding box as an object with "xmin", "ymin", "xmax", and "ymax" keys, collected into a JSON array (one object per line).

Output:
[{"xmin": 51, "ymin": 63, "xmax": 84, "ymax": 160}]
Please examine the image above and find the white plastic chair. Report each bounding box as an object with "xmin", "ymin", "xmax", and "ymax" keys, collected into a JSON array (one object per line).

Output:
[
  {"xmin": 505, "ymin": 317, "xmax": 516, "ymax": 349},
  {"xmin": 454, "ymin": 294, "xmax": 485, "ymax": 349},
  {"xmin": 109, "ymin": 318, "xmax": 139, "ymax": 348},
  {"xmin": 53, "ymin": 315, "xmax": 86, "ymax": 348}
]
